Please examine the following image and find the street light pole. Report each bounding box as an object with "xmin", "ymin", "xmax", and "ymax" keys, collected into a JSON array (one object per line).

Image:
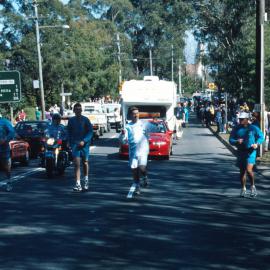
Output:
[
  {"xmin": 178, "ymin": 58, "xmax": 182, "ymax": 96},
  {"xmin": 116, "ymin": 33, "xmax": 122, "ymax": 84},
  {"xmin": 171, "ymin": 45, "xmax": 174, "ymax": 82},
  {"xmin": 33, "ymin": 0, "xmax": 45, "ymax": 120},
  {"xmin": 149, "ymin": 49, "xmax": 153, "ymax": 76},
  {"xmin": 256, "ymin": 0, "xmax": 265, "ymax": 156}
]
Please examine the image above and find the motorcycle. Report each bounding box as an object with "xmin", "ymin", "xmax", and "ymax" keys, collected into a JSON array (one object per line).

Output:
[{"xmin": 44, "ymin": 137, "xmax": 69, "ymax": 177}]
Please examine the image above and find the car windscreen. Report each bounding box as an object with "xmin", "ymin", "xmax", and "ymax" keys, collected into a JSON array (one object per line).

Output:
[
  {"xmin": 147, "ymin": 122, "xmax": 166, "ymax": 133},
  {"xmin": 16, "ymin": 122, "xmax": 48, "ymax": 135}
]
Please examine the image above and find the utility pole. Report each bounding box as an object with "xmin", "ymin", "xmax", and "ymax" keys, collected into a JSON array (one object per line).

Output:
[
  {"xmin": 178, "ymin": 58, "xmax": 182, "ymax": 96},
  {"xmin": 149, "ymin": 49, "xmax": 153, "ymax": 76},
  {"xmin": 200, "ymin": 43, "xmax": 205, "ymax": 92},
  {"xmin": 116, "ymin": 33, "xmax": 122, "ymax": 84},
  {"xmin": 256, "ymin": 0, "xmax": 265, "ymax": 156},
  {"xmin": 33, "ymin": 0, "xmax": 46, "ymax": 120},
  {"xmin": 225, "ymin": 92, "xmax": 228, "ymax": 133},
  {"xmin": 171, "ymin": 45, "xmax": 174, "ymax": 82}
]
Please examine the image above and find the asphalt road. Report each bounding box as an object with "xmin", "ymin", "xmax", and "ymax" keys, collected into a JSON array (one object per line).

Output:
[{"xmin": 0, "ymin": 115, "xmax": 270, "ymax": 270}]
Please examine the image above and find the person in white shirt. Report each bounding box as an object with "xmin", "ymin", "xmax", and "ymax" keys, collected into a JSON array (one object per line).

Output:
[
  {"xmin": 120, "ymin": 107, "xmax": 150, "ymax": 194},
  {"xmin": 114, "ymin": 107, "xmax": 121, "ymax": 133}
]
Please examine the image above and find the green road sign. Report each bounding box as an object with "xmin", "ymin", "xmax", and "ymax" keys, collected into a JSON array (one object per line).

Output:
[{"xmin": 0, "ymin": 71, "xmax": 21, "ymax": 103}]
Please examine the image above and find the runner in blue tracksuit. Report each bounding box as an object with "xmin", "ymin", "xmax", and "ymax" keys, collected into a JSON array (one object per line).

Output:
[
  {"xmin": 0, "ymin": 115, "xmax": 15, "ymax": 189},
  {"xmin": 67, "ymin": 103, "xmax": 93, "ymax": 192},
  {"xmin": 229, "ymin": 112, "xmax": 264, "ymax": 197},
  {"xmin": 120, "ymin": 107, "xmax": 151, "ymax": 194}
]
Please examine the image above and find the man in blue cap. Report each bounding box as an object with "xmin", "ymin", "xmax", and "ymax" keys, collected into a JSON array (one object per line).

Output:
[{"xmin": 229, "ymin": 111, "xmax": 264, "ymax": 197}]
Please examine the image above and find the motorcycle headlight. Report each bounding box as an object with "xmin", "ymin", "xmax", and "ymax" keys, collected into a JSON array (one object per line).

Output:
[
  {"xmin": 47, "ymin": 138, "xmax": 55, "ymax": 145},
  {"xmin": 152, "ymin": 141, "xmax": 166, "ymax": 146}
]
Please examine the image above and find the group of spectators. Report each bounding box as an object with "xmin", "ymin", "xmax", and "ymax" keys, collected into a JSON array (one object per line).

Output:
[
  {"xmin": 196, "ymin": 101, "xmax": 226, "ymax": 133},
  {"xmin": 195, "ymin": 98, "xmax": 268, "ymax": 137},
  {"xmin": 14, "ymin": 104, "xmax": 63, "ymax": 124}
]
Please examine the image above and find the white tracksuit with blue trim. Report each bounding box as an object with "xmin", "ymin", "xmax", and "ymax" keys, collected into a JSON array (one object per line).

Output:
[{"xmin": 121, "ymin": 120, "xmax": 149, "ymax": 160}]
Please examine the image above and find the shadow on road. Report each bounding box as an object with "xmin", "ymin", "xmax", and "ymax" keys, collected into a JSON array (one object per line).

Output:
[{"xmin": 0, "ymin": 116, "xmax": 269, "ymax": 270}]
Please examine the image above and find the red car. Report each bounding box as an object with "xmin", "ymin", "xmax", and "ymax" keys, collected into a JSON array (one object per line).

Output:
[
  {"xmin": 119, "ymin": 120, "xmax": 174, "ymax": 160},
  {"xmin": 9, "ymin": 140, "xmax": 30, "ymax": 165}
]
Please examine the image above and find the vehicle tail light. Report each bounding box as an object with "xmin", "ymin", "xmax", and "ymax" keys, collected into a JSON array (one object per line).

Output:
[{"xmin": 57, "ymin": 139, "xmax": 62, "ymax": 145}]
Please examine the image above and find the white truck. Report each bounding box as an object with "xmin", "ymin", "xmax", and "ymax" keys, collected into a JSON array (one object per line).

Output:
[
  {"xmin": 120, "ymin": 76, "xmax": 177, "ymax": 131},
  {"xmin": 102, "ymin": 103, "xmax": 121, "ymax": 129},
  {"xmin": 80, "ymin": 102, "xmax": 109, "ymax": 137}
]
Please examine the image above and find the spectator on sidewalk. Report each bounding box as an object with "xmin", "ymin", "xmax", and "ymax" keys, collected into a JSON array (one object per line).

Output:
[
  {"xmin": 174, "ymin": 102, "xmax": 184, "ymax": 139},
  {"xmin": 183, "ymin": 102, "xmax": 189, "ymax": 127},
  {"xmin": 18, "ymin": 109, "xmax": 26, "ymax": 121},
  {"xmin": 229, "ymin": 111, "xmax": 264, "ymax": 198},
  {"xmin": 264, "ymin": 110, "xmax": 270, "ymax": 152},
  {"xmin": 215, "ymin": 107, "xmax": 224, "ymax": 134},
  {"xmin": 35, "ymin": 107, "xmax": 41, "ymax": 120},
  {"xmin": 114, "ymin": 107, "xmax": 121, "ymax": 133}
]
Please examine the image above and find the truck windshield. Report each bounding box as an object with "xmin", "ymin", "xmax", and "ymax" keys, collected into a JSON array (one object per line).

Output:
[{"xmin": 127, "ymin": 106, "xmax": 166, "ymax": 120}]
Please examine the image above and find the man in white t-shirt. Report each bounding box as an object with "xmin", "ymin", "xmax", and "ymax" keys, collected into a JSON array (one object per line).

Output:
[{"xmin": 120, "ymin": 107, "xmax": 150, "ymax": 194}]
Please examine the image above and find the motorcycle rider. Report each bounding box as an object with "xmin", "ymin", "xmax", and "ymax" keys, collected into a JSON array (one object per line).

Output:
[
  {"xmin": 41, "ymin": 113, "xmax": 67, "ymax": 166},
  {"xmin": 45, "ymin": 113, "xmax": 67, "ymax": 140}
]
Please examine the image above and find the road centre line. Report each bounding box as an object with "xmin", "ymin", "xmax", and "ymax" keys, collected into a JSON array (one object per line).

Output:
[
  {"xmin": 127, "ymin": 183, "xmax": 136, "ymax": 199},
  {"xmin": 0, "ymin": 167, "xmax": 44, "ymax": 187}
]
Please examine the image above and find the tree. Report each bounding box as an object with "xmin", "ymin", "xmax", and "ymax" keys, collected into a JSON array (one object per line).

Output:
[{"xmin": 192, "ymin": 0, "xmax": 257, "ymax": 101}]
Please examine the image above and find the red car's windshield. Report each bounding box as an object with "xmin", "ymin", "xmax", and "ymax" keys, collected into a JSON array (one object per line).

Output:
[{"xmin": 148, "ymin": 122, "xmax": 167, "ymax": 134}]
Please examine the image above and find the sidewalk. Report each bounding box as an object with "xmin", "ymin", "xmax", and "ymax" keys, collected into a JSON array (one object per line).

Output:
[{"xmin": 208, "ymin": 124, "xmax": 270, "ymax": 180}]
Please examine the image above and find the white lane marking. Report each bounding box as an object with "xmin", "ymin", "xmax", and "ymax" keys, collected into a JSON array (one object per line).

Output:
[
  {"xmin": 127, "ymin": 183, "xmax": 136, "ymax": 199},
  {"xmin": 0, "ymin": 168, "xmax": 44, "ymax": 187},
  {"xmin": 110, "ymin": 134, "xmax": 119, "ymax": 139}
]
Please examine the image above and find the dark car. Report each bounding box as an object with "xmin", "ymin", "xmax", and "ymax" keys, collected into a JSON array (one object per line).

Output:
[{"xmin": 15, "ymin": 121, "xmax": 49, "ymax": 158}]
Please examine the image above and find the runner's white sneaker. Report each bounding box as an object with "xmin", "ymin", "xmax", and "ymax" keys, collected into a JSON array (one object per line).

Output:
[
  {"xmin": 83, "ymin": 179, "xmax": 89, "ymax": 191},
  {"xmin": 240, "ymin": 188, "xmax": 246, "ymax": 197},
  {"xmin": 73, "ymin": 183, "xmax": 82, "ymax": 192},
  {"xmin": 250, "ymin": 186, "xmax": 257, "ymax": 197}
]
